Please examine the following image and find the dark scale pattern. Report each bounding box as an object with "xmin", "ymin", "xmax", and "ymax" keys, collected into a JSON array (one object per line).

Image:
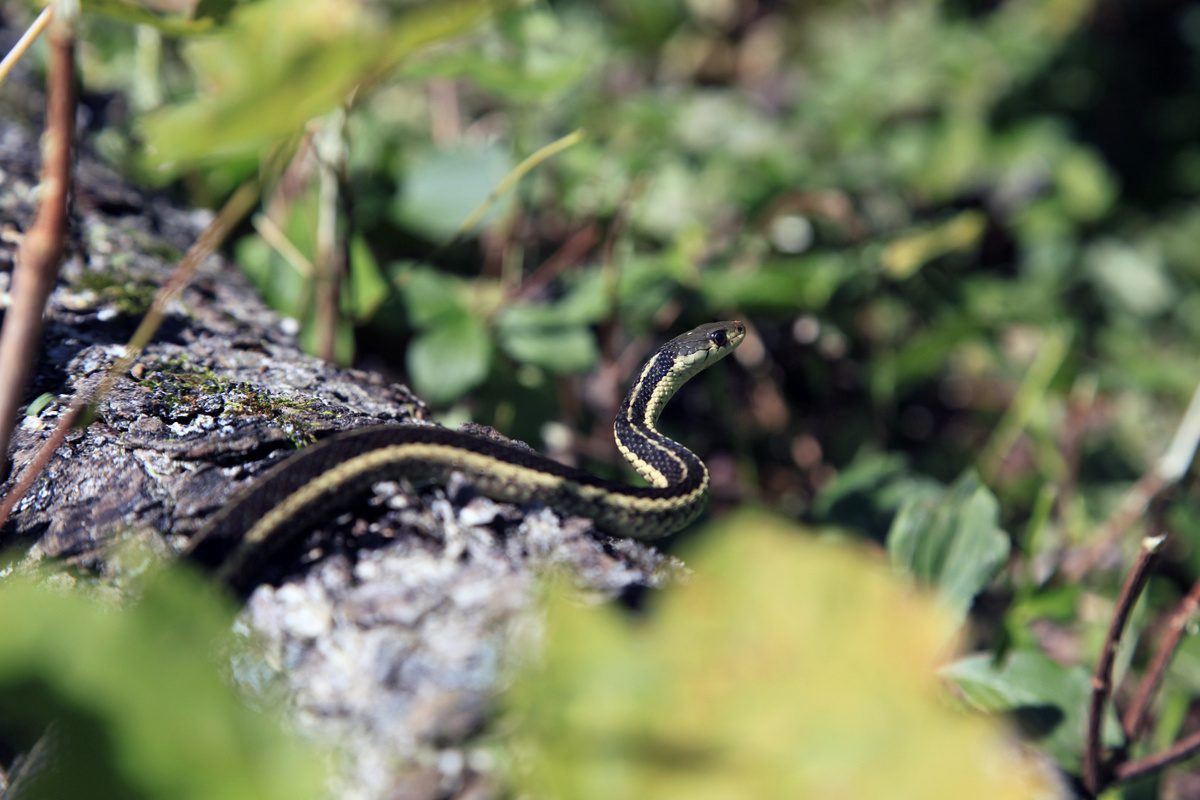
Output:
[
  {"xmin": 624, "ymin": 350, "xmax": 676, "ymax": 426},
  {"xmin": 613, "ymin": 417, "xmax": 693, "ymax": 485}
]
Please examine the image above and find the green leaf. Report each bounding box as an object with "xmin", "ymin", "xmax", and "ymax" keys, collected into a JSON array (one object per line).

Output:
[
  {"xmin": 942, "ymin": 649, "xmax": 1123, "ymax": 771},
  {"xmin": 614, "ymin": 257, "xmax": 677, "ymax": 321},
  {"xmin": 0, "ymin": 567, "xmax": 323, "ymax": 798},
  {"xmin": 407, "ymin": 314, "xmax": 492, "ymax": 403},
  {"xmin": 498, "ymin": 324, "xmax": 598, "ymax": 373},
  {"xmin": 887, "ymin": 472, "xmax": 1010, "ymax": 624},
  {"xmin": 630, "ymin": 160, "xmax": 707, "ymax": 239},
  {"xmin": 344, "ymin": 235, "xmax": 389, "ymax": 322},
  {"xmin": 140, "ymin": 0, "xmax": 500, "ymax": 170},
  {"xmin": 393, "ymin": 143, "xmax": 514, "ymax": 242},
  {"xmin": 25, "ymin": 393, "xmax": 55, "ymax": 417},
  {"xmin": 506, "ymin": 512, "xmax": 1055, "ymax": 798},
  {"xmin": 392, "ymin": 263, "xmax": 469, "ymax": 328}
]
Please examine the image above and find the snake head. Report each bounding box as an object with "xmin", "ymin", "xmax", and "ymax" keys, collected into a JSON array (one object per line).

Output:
[{"xmin": 679, "ymin": 320, "xmax": 746, "ymax": 360}]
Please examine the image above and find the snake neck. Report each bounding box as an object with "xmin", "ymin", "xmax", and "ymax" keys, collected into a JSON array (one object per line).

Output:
[
  {"xmin": 614, "ymin": 349, "xmax": 708, "ymax": 489},
  {"xmin": 614, "ymin": 416, "xmax": 705, "ymax": 489}
]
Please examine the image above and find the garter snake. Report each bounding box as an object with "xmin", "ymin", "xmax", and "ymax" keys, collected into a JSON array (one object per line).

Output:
[{"xmin": 183, "ymin": 320, "xmax": 745, "ymax": 595}]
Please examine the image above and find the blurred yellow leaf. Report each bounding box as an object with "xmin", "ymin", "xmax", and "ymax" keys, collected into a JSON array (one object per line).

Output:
[
  {"xmin": 881, "ymin": 210, "xmax": 986, "ymax": 279},
  {"xmin": 507, "ymin": 511, "xmax": 1057, "ymax": 799}
]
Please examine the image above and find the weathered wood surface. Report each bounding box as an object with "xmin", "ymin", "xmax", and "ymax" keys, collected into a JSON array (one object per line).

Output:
[{"xmin": 0, "ymin": 117, "xmax": 677, "ymax": 799}]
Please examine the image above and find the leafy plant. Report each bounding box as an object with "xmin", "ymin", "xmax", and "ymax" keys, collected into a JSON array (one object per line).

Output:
[
  {"xmin": 887, "ymin": 472, "xmax": 1011, "ymax": 626},
  {"xmin": 0, "ymin": 563, "xmax": 321, "ymax": 799}
]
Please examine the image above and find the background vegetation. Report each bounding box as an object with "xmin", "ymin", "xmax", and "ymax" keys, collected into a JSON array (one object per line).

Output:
[{"xmin": 3, "ymin": 0, "xmax": 1200, "ymax": 796}]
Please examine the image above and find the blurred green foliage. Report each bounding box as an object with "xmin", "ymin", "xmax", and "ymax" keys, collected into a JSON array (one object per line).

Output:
[
  {"xmin": 944, "ymin": 648, "xmax": 1124, "ymax": 773},
  {"xmin": 6, "ymin": 0, "xmax": 1200, "ymax": 794},
  {"xmin": 0, "ymin": 563, "xmax": 322, "ymax": 799}
]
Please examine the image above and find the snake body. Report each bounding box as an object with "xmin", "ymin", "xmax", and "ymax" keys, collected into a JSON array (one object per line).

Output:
[{"xmin": 184, "ymin": 320, "xmax": 745, "ymax": 595}]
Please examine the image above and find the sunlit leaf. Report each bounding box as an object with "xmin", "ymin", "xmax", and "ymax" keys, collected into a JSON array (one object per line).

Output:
[
  {"xmin": 140, "ymin": 0, "xmax": 503, "ymax": 170},
  {"xmin": 407, "ymin": 5, "xmax": 596, "ymax": 103},
  {"xmin": 881, "ymin": 211, "xmax": 986, "ymax": 279},
  {"xmin": 24, "ymin": 393, "xmax": 55, "ymax": 417},
  {"xmin": 630, "ymin": 160, "xmax": 708, "ymax": 239},
  {"xmin": 507, "ymin": 512, "xmax": 1057, "ymax": 799},
  {"xmin": 499, "ymin": 270, "xmax": 610, "ymax": 330}
]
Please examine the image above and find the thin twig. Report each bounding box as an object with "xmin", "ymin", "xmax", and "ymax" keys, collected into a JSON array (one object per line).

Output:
[
  {"xmin": 428, "ymin": 78, "xmax": 461, "ymax": 145},
  {"xmin": 1083, "ymin": 534, "xmax": 1166, "ymax": 796},
  {"xmin": 0, "ymin": 6, "xmax": 54, "ymax": 86},
  {"xmin": 251, "ymin": 214, "xmax": 313, "ymax": 278},
  {"xmin": 452, "ymin": 128, "xmax": 585, "ymax": 239},
  {"xmin": 1054, "ymin": 378, "xmax": 1099, "ymax": 526},
  {"xmin": 978, "ymin": 327, "xmax": 1069, "ymax": 483},
  {"xmin": 263, "ymin": 131, "xmax": 315, "ymax": 223},
  {"xmin": 1122, "ymin": 575, "xmax": 1200, "ymax": 741},
  {"xmin": 0, "ymin": 180, "xmax": 260, "ymax": 530},
  {"xmin": 1113, "ymin": 727, "xmax": 1200, "ymax": 785},
  {"xmin": 1065, "ymin": 382, "xmax": 1200, "ymax": 580},
  {"xmin": 312, "ymin": 108, "xmax": 347, "ymax": 362},
  {"xmin": 507, "ymin": 223, "xmax": 599, "ymax": 302},
  {"xmin": 0, "ymin": 2, "xmax": 76, "ymax": 480}
]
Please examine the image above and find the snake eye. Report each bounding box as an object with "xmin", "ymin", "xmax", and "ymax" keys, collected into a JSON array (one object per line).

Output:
[{"xmin": 708, "ymin": 329, "xmax": 728, "ymax": 347}]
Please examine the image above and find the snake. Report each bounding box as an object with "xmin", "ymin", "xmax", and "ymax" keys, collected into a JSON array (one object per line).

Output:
[{"xmin": 183, "ymin": 320, "xmax": 745, "ymax": 595}]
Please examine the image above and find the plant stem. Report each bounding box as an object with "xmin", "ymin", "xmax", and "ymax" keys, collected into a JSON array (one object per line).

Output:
[
  {"xmin": 1082, "ymin": 534, "xmax": 1164, "ymax": 796},
  {"xmin": 0, "ymin": 2, "xmax": 76, "ymax": 480}
]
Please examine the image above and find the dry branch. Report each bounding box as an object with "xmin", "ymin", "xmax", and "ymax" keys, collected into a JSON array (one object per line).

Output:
[
  {"xmin": 1083, "ymin": 534, "xmax": 1164, "ymax": 796},
  {"xmin": 0, "ymin": 4, "xmax": 75, "ymax": 479}
]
